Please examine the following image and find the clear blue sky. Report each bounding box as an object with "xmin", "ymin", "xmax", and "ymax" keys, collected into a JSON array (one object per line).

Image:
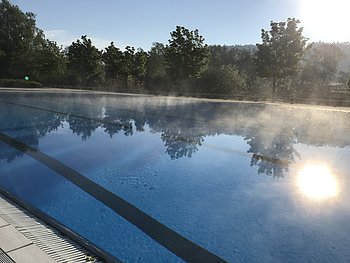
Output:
[{"xmin": 12, "ymin": 0, "xmax": 348, "ymax": 50}]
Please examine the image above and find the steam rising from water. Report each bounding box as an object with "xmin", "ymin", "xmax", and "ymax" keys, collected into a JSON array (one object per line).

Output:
[{"xmin": 2, "ymin": 92, "xmax": 350, "ymax": 179}]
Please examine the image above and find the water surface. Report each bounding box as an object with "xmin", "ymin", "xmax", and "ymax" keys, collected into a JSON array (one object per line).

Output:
[{"xmin": 0, "ymin": 91, "xmax": 350, "ymax": 262}]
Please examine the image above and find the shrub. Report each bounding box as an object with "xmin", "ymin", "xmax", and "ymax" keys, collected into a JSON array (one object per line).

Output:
[
  {"xmin": 0, "ymin": 79, "xmax": 42, "ymax": 88},
  {"xmin": 197, "ymin": 65, "xmax": 246, "ymax": 95}
]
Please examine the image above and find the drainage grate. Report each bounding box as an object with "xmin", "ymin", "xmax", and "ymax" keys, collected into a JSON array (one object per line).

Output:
[
  {"xmin": 0, "ymin": 193, "xmax": 105, "ymax": 263},
  {"xmin": 0, "ymin": 248, "xmax": 15, "ymax": 263}
]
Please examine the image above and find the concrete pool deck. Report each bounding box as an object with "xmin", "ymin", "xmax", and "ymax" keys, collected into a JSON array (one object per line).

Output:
[
  {"xmin": 0, "ymin": 221, "xmax": 55, "ymax": 263},
  {"xmin": 0, "ymin": 192, "xmax": 104, "ymax": 263}
]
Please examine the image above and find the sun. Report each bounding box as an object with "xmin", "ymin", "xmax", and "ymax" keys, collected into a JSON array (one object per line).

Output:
[
  {"xmin": 301, "ymin": 0, "xmax": 350, "ymax": 42},
  {"xmin": 297, "ymin": 164, "xmax": 338, "ymax": 200}
]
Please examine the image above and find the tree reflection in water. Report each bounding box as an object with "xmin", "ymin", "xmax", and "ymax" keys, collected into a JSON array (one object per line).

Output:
[
  {"xmin": 1, "ymin": 93, "xmax": 350, "ymax": 178},
  {"xmin": 245, "ymin": 129, "xmax": 300, "ymax": 178},
  {"xmin": 161, "ymin": 132, "xmax": 204, "ymax": 159}
]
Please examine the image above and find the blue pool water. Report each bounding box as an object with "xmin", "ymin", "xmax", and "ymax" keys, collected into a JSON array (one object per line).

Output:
[{"xmin": 1, "ymin": 90, "xmax": 350, "ymax": 262}]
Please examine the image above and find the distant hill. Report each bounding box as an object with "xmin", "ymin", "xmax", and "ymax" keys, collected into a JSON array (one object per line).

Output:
[
  {"xmin": 209, "ymin": 44, "xmax": 257, "ymax": 52},
  {"xmin": 231, "ymin": 44, "xmax": 257, "ymax": 51}
]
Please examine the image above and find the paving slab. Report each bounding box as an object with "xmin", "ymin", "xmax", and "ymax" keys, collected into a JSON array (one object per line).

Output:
[
  {"xmin": 0, "ymin": 191, "xmax": 105, "ymax": 262},
  {"xmin": 0, "ymin": 217, "xmax": 9, "ymax": 227},
  {"xmin": 7, "ymin": 244, "xmax": 56, "ymax": 263},
  {"xmin": 0, "ymin": 225, "xmax": 31, "ymax": 253}
]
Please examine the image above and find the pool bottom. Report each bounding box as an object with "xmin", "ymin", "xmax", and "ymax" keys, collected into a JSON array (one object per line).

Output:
[{"xmin": 0, "ymin": 132, "xmax": 226, "ymax": 263}]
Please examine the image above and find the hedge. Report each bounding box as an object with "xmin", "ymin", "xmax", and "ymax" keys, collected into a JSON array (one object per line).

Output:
[{"xmin": 0, "ymin": 79, "xmax": 42, "ymax": 88}]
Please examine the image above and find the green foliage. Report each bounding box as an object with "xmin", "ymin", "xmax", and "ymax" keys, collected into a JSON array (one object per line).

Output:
[
  {"xmin": 301, "ymin": 43, "xmax": 344, "ymax": 84},
  {"xmin": 132, "ymin": 48, "xmax": 148, "ymax": 85},
  {"xmin": 145, "ymin": 42, "xmax": 168, "ymax": 90},
  {"xmin": 297, "ymin": 43, "xmax": 345, "ymax": 97},
  {"xmin": 164, "ymin": 26, "xmax": 210, "ymax": 80},
  {"xmin": 103, "ymin": 43, "xmax": 147, "ymax": 88},
  {"xmin": 0, "ymin": 1, "xmax": 66, "ymax": 84},
  {"xmin": 0, "ymin": 78, "xmax": 42, "ymax": 88},
  {"xmin": 197, "ymin": 65, "xmax": 246, "ymax": 95},
  {"xmin": 0, "ymin": 0, "xmax": 44, "ymax": 79},
  {"xmin": 32, "ymin": 39, "xmax": 67, "ymax": 84},
  {"xmin": 147, "ymin": 43, "xmax": 165, "ymax": 75},
  {"xmin": 66, "ymin": 35, "xmax": 104, "ymax": 86},
  {"xmin": 120, "ymin": 46, "xmax": 135, "ymax": 83},
  {"xmin": 103, "ymin": 42, "xmax": 124, "ymax": 80},
  {"xmin": 256, "ymin": 18, "xmax": 307, "ymax": 95},
  {"xmin": 102, "ymin": 43, "xmax": 134, "ymax": 87},
  {"xmin": 1, "ymin": 1, "xmax": 349, "ymax": 100},
  {"xmin": 209, "ymin": 45, "xmax": 256, "ymax": 74},
  {"xmin": 208, "ymin": 45, "xmax": 257, "ymax": 92}
]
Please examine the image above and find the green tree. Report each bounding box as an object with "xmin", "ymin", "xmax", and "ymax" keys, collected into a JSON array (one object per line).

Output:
[
  {"xmin": 0, "ymin": 0, "xmax": 44, "ymax": 79},
  {"xmin": 164, "ymin": 26, "xmax": 209, "ymax": 80},
  {"xmin": 32, "ymin": 39, "xmax": 67, "ymax": 84},
  {"xmin": 102, "ymin": 42, "xmax": 124, "ymax": 81},
  {"xmin": 119, "ymin": 46, "xmax": 135, "ymax": 88},
  {"xmin": 145, "ymin": 42, "xmax": 168, "ymax": 90},
  {"xmin": 198, "ymin": 65, "xmax": 246, "ymax": 95},
  {"xmin": 7, "ymin": 31, "xmax": 42, "ymax": 79},
  {"xmin": 302, "ymin": 43, "xmax": 344, "ymax": 84},
  {"xmin": 131, "ymin": 48, "xmax": 148, "ymax": 85},
  {"xmin": 66, "ymin": 35, "xmax": 104, "ymax": 86},
  {"xmin": 208, "ymin": 45, "xmax": 231, "ymax": 67},
  {"xmin": 208, "ymin": 45, "xmax": 257, "ymax": 92},
  {"xmin": 209, "ymin": 45, "xmax": 256, "ymax": 74},
  {"xmin": 256, "ymin": 18, "xmax": 307, "ymax": 96},
  {"xmin": 103, "ymin": 43, "xmax": 145, "ymax": 89}
]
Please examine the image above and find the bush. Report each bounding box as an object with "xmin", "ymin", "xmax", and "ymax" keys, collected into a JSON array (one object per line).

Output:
[
  {"xmin": 197, "ymin": 65, "xmax": 246, "ymax": 95},
  {"xmin": 0, "ymin": 79, "xmax": 42, "ymax": 88},
  {"xmin": 145, "ymin": 73, "xmax": 174, "ymax": 93}
]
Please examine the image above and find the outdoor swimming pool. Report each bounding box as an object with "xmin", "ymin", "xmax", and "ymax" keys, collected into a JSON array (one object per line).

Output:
[{"xmin": 1, "ymin": 90, "xmax": 350, "ymax": 262}]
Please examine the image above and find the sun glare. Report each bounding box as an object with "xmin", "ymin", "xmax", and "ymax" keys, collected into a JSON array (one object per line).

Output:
[
  {"xmin": 301, "ymin": 0, "xmax": 350, "ymax": 42},
  {"xmin": 297, "ymin": 164, "xmax": 338, "ymax": 200}
]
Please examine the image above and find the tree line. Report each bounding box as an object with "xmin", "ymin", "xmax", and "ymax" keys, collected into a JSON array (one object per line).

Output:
[{"xmin": 0, "ymin": 0, "xmax": 349, "ymax": 99}]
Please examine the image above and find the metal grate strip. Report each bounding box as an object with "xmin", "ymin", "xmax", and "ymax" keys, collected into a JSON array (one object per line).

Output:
[
  {"xmin": 0, "ymin": 248, "xmax": 15, "ymax": 263},
  {"xmin": 0, "ymin": 193, "xmax": 105, "ymax": 263}
]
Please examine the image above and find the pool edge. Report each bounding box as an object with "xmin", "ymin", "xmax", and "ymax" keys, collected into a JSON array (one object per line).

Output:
[{"xmin": 0, "ymin": 187, "xmax": 121, "ymax": 263}]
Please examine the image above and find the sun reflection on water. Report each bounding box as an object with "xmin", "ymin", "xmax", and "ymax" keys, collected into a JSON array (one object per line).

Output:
[{"xmin": 297, "ymin": 164, "xmax": 338, "ymax": 200}]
